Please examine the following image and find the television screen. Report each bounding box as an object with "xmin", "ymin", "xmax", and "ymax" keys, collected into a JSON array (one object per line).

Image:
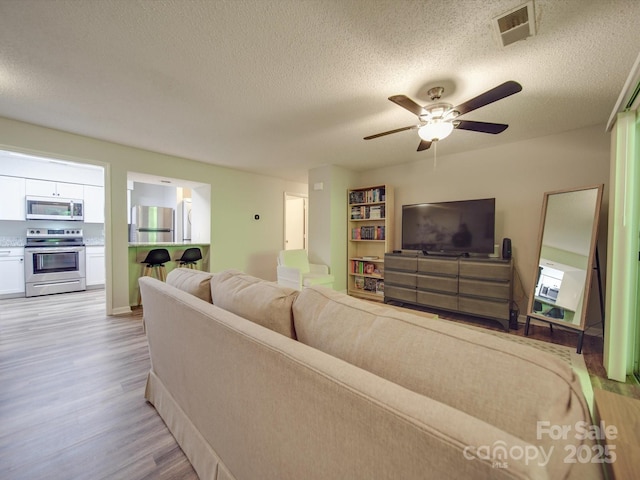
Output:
[{"xmin": 401, "ymin": 198, "xmax": 495, "ymax": 254}]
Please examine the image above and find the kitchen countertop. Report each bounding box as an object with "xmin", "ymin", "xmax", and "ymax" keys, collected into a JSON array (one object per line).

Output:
[
  {"xmin": 84, "ymin": 238, "xmax": 105, "ymax": 246},
  {"xmin": 129, "ymin": 242, "xmax": 210, "ymax": 247},
  {"xmin": 0, "ymin": 237, "xmax": 25, "ymax": 247},
  {"xmin": 0, "ymin": 237, "xmax": 106, "ymax": 248}
]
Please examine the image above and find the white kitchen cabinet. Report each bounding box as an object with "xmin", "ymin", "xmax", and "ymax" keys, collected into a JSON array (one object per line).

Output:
[
  {"xmin": 0, "ymin": 176, "xmax": 26, "ymax": 220},
  {"xmin": 0, "ymin": 248, "xmax": 25, "ymax": 296},
  {"xmin": 25, "ymin": 178, "xmax": 84, "ymax": 199},
  {"xmin": 84, "ymin": 185, "xmax": 105, "ymax": 223},
  {"xmin": 86, "ymin": 246, "xmax": 106, "ymax": 286}
]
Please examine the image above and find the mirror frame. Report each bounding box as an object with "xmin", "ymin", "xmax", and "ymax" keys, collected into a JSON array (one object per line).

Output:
[{"xmin": 526, "ymin": 184, "xmax": 604, "ymax": 334}]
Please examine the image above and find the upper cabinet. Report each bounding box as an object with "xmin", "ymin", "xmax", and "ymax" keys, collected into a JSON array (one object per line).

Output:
[
  {"xmin": 0, "ymin": 176, "xmax": 26, "ymax": 221},
  {"xmin": 84, "ymin": 185, "xmax": 105, "ymax": 223},
  {"xmin": 0, "ymin": 176, "xmax": 104, "ymax": 224},
  {"xmin": 25, "ymin": 179, "xmax": 84, "ymax": 199}
]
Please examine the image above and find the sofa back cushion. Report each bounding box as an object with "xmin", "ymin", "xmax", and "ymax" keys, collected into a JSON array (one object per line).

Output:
[
  {"xmin": 211, "ymin": 269, "xmax": 298, "ymax": 338},
  {"xmin": 292, "ymin": 286, "xmax": 592, "ymax": 480},
  {"xmin": 166, "ymin": 268, "xmax": 213, "ymax": 303}
]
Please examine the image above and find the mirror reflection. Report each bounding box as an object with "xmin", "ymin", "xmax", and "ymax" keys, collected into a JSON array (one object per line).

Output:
[{"xmin": 528, "ymin": 185, "xmax": 603, "ymax": 332}]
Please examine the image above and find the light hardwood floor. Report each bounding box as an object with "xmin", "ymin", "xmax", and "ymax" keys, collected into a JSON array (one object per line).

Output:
[
  {"xmin": 1, "ymin": 289, "xmax": 637, "ymax": 479},
  {"xmin": 0, "ymin": 289, "xmax": 197, "ymax": 479}
]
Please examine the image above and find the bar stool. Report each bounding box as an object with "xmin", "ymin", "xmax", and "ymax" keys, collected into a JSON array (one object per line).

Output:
[
  {"xmin": 138, "ymin": 248, "xmax": 171, "ymax": 305},
  {"xmin": 177, "ymin": 247, "xmax": 202, "ymax": 269}
]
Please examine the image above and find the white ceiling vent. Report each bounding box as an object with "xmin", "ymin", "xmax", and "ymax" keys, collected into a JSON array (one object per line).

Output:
[{"xmin": 493, "ymin": 1, "xmax": 536, "ymax": 47}]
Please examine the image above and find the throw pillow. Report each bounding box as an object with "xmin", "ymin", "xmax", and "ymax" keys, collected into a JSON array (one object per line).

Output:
[
  {"xmin": 211, "ymin": 269, "xmax": 298, "ymax": 338},
  {"xmin": 166, "ymin": 268, "xmax": 213, "ymax": 303}
]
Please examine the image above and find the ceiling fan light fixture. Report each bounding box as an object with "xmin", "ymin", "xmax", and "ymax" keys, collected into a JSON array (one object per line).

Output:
[{"xmin": 418, "ymin": 121, "xmax": 454, "ymax": 141}]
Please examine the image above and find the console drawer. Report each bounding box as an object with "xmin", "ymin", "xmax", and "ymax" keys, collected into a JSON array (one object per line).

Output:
[
  {"xmin": 459, "ymin": 260, "xmax": 511, "ymax": 281},
  {"xmin": 385, "ymin": 254, "xmax": 417, "ymax": 272},
  {"xmin": 417, "ymin": 273, "xmax": 458, "ymax": 294},
  {"xmin": 458, "ymin": 296, "xmax": 509, "ymax": 320},
  {"xmin": 417, "ymin": 290, "xmax": 458, "ymax": 311},
  {"xmin": 385, "ymin": 285, "xmax": 417, "ymax": 303},
  {"xmin": 459, "ymin": 278, "xmax": 510, "ymax": 300},
  {"xmin": 418, "ymin": 257, "xmax": 458, "ymax": 276},
  {"xmin": 385, "ymin": 271, "xmax": 417, "ymax": 288}
]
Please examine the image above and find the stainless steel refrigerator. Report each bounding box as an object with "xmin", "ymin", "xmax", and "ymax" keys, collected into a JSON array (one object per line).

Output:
[{"xmin": 130, "ymin": 205, "xmax": 175, "ymax": 243}]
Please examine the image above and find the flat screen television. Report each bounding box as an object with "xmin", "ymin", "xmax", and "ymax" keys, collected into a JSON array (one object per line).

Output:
[{"xmin": 401, "ymin": 198, "xmax": 495, "ymax": 255}]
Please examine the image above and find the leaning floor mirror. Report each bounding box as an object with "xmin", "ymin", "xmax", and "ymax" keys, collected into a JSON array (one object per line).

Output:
[{"xmin": 525, "ymin": 184, "xmax": 604, "ymax": 353}]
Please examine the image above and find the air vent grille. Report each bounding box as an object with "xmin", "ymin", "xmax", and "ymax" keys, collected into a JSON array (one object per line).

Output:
[{"xmin": 493, "ymin": 1, "xmax": 536, "ymax": 47}]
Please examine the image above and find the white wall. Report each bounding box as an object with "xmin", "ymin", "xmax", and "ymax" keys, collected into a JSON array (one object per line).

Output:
[
  {"xmin": 308, "ymin": 165, "xmax": 357, "ymax": 292},
  {"xmin": 356, "ymin": 124, "xmax": 610, "ymax": 318},
  {"xmin": 0, "ymin": 116, "xmax": 307, "ymax": 314}
]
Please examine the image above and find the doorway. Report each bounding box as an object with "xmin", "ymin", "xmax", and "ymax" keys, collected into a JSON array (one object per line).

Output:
[{"xmin": 284, "ymin": 193, "xmax": 307, "ymax": 250}]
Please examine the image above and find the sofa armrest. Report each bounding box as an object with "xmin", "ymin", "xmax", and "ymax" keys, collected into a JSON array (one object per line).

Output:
[{"xmin": 309, "ymin": 263, "xmax": 329, "ymax": 275}]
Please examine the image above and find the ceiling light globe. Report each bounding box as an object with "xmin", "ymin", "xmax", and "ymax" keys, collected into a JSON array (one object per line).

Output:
[{"xmin": 418, "ymin": 121, "xmax": 454, "ymax": 141}]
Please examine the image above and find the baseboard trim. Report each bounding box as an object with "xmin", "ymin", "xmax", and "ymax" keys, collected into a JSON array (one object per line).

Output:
[{"xmin": 111, "ymin": 306, "xmax": 133, "ymax": 316}]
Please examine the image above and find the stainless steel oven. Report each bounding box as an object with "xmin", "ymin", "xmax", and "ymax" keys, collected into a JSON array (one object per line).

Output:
[{"xmin": 24, "ymin": 228, "xmax": 86, "ymax": 297}]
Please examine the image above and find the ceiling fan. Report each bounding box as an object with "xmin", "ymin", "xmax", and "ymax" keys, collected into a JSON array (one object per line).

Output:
[{"xmin": 364, "ymin": 81, "xmax": 522, "ymax": 151}]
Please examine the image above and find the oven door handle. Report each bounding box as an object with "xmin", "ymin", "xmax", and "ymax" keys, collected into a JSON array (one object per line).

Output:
[{"xmin": 25, "ymin": 247, "xmax": 85, "ymax": 254}]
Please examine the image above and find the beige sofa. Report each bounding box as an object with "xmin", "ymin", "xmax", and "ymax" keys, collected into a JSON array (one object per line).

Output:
[{"xmin": 140, "ymin": 268, "xmax": 602, "ymax": 480}]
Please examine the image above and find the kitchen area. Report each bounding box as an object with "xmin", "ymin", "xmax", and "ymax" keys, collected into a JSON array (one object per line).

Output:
[
  {"xmin": 0, "ymin": 152, "xmax": 106, "ymax": 299},
  {"xmin": 0, "ymin": 150, "xmax": 210, "ymax": 307},
  {"xmin": 126, "ymin": 173, "xmax": 210, "ymax": 306}
]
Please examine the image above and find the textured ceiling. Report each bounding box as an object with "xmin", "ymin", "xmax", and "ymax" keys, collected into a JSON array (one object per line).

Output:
[{"xmin": 0, "ymin": 0, "xmax": 639, "ymax": 183}]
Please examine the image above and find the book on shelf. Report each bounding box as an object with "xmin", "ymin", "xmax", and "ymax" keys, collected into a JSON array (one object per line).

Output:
[
  {"xmin": 350, "ymin": 260, "xmax": 383, "ymax": 277},
  {"xmin": 349, "ymin": 187, "xmax": 386, "ymax": 205},
  {"xmin": 353, "ymin": 277, "xmax": 384, "ymax": 295},
  {"xmin": 349, "ymin": 204, "xmax": 386, "ymax": 220},
  {"xmin": 351, "ymin": 225, "xmax": 385, "ymax": 240},
  {"xmin": 369, "ymin": 205, "xmax": 382, "ymax": 219},
  {"xmin": 363, "ymin": 277, "xmax": 378, "ymax": 292}
]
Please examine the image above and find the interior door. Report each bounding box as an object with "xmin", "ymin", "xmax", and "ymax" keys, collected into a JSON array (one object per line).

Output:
[{"xmin": 285, "ymin": 194, "xmax": 306, "ymax": 250}]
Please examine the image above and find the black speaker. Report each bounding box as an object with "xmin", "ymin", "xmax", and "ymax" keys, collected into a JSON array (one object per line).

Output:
[{"xmin": 502, "ymin": 238, "xmax": 512, "ymax": 259}]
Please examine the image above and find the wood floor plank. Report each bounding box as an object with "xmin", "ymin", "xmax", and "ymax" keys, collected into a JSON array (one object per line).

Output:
[
  {"xmin": 0, "ymin": 290, "xmax": 197, "ymax": 480},
  {"xmin": 1, "ymin": 288, "xmax": 638, "ymax": 479}
]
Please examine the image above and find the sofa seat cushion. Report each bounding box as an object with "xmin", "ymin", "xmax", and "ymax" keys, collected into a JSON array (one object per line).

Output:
[
  {"xmin": 293, "ymin": 286, "xmax": 593, "ymax": 480},
  {"xmin": 166, "ymin": 268, "xmax": 214, "ymax": 303},
  {"xmin": 211, "ymin": 269, "xmax": 299, "ymax": 338}
]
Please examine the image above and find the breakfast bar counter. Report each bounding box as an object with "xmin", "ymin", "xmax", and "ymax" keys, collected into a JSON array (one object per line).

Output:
[{"xmin": 128, "ymin": 242, "xmax": 210, "ymax": 306}]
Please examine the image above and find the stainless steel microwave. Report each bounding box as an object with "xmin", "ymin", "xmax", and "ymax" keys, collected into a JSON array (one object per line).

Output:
[{"xmin": 25, "ymin": 196, "xmax": 84, "ymax": 221}]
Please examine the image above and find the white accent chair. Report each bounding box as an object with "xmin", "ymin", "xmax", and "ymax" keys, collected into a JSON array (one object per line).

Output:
[{"xmin": 277, "ymin": 249, "xmax": 334, "ymax": 290}]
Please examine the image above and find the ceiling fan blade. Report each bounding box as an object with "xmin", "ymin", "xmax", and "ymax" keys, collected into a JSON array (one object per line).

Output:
[
  {"xmin": 417, "ymin": 140, "xmax": 432, "ymax": 151},
  {"xmin": 453, "ymin": 81, "xmax": 522, "ymax": 116},
  {"xmin": 364, "ymin": 125, "xmax": 417, "ymax": 140},
  {"xmin": 455, "ymin": 120, "xmax": 509, "ymax": 134},
  {"xmin": 389, "ymin": 95, "xmax": 425, "ymax": 116}
]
